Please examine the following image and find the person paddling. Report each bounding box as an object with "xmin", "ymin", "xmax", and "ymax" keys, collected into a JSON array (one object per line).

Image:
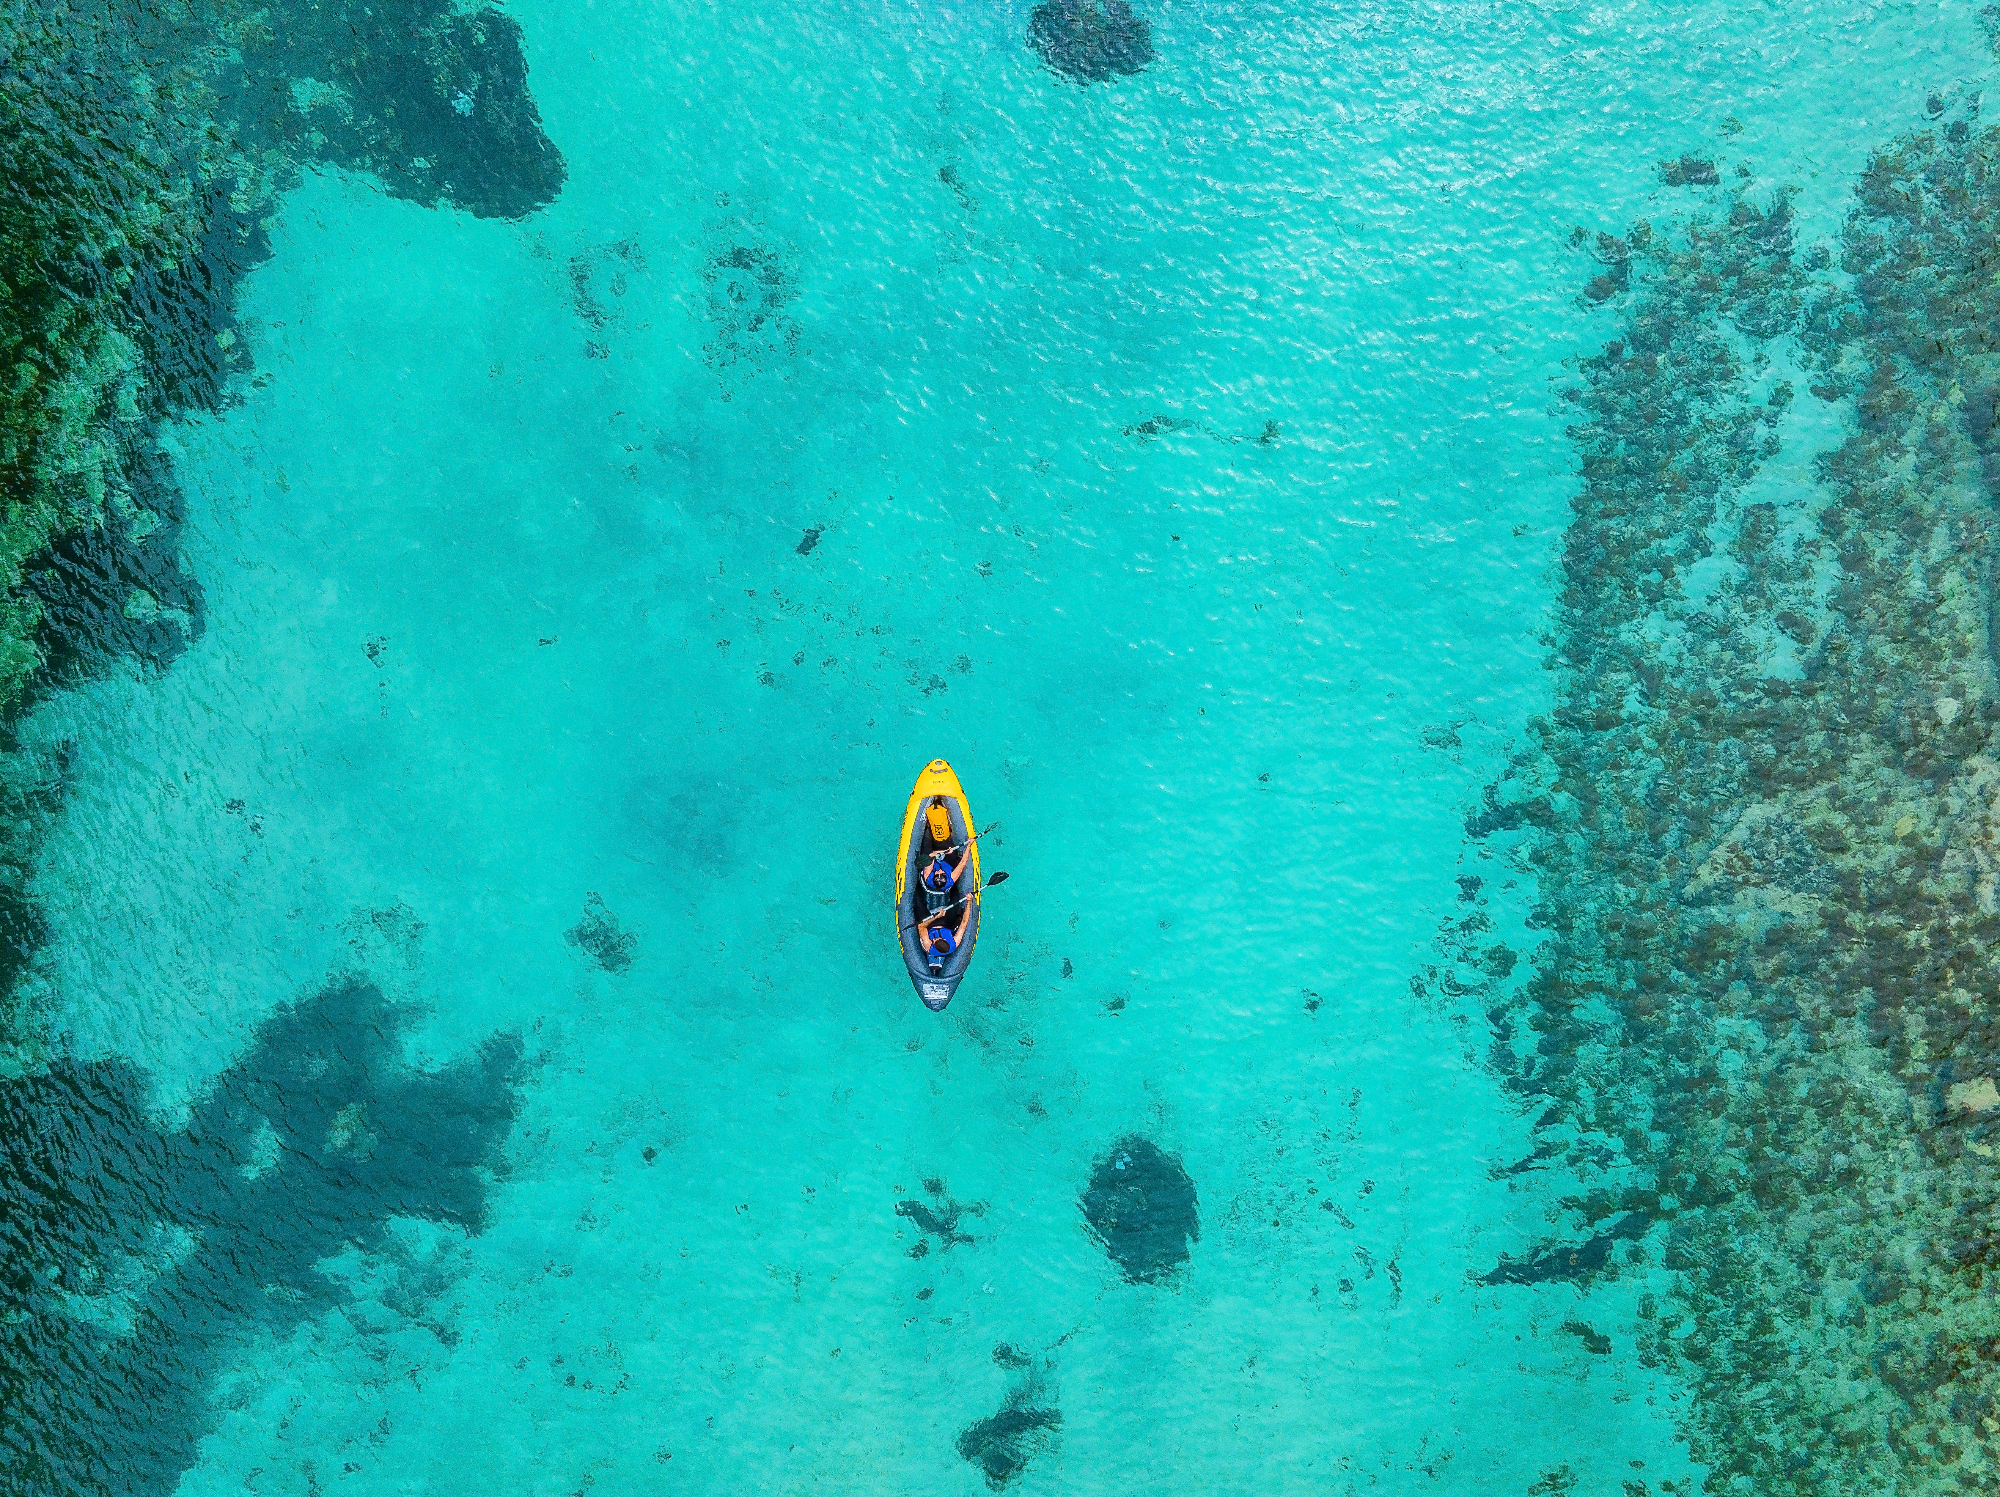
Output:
[
  {"xmin": 919, "ymin": 802, "xmax": 973, "ymax": 914},
  {"xmin": 917, "ymin": 896, "xmax": 974, "ymax": 977}
]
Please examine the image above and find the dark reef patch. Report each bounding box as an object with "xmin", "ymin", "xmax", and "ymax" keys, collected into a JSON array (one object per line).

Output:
[
  {"xmin": 1028, "ymin": 0, "xmax": 1154, "ymax": 84},
  {"xmin": 700, "ymin": 237, "xmax": 801, "ymax": 378},
  {"xmin": 121, "ymin": 179, "xmax": 273, "ymax": 421},
  {"xmin": 1658, "ymin": 153, "xmax": 1721, "ymax": 187},
  {"xmin": 564, "ymin": 891, "xmax": 637, "ymax": 974},
  {"xmin": 895, "ymin": 1177, "xmax": 984, "ymax": 1253},
  {"xmin": 221, "ymin": 0, "xmax": 566, "ymax": 221},
  {"xmin": 565, "ymin": 237, "xmax": 646, "ymax": 356},
  {"xmin": 1123, "ymin": 413, "xmax": 1196, "ymax": 441},
  {"xmin": 27, "ymin": 443, "xmax": 205, "ymax": 682},
  {"xmin": 1122, "ymin": 411, "xmax": 1280, "ymax": 446},
  {"xmin": 1477, "ymin": 1213, "xmax": 1650, "ymax": 1286},
  {"xmin": 956, "ymin": 1404, "xmax": 1062, "ymax": 1490},
  {"xmin": 1080, "ymin": 1135, "xmax": 1198, "ymax": 1283},
  {"xmin": 0, "ymin": 976, "xmax": 523, "ymax": 1495},
  {"xmin": 1561, "ymin": 1320, "xmax": 1614, "ymax": 1355}
]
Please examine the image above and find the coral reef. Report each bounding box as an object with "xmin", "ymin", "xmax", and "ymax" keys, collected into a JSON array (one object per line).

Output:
[
  {"xmin": 1027, "ymin": 0, "xmax": 1154, "ymax": 85},
  {"xmin": 0, "ymin": 3, "xmax": 561, "ymax": 1479},
  {"xmin": 1079, "ymin": 1135, "xmax": 1198, "ymax": 1283},
  {"xmin": 27, "ymin": 443, "xmax": 204, "ymax": 680},
  {"xmin": 1466, "ymin": 102, "xmax": 2000, "ymax": 1494},
  {"xmin": 0, "ymin": 976, "xmax": 524, "ymax": 1494},
  {"xmin": 0, "ymin": 0, "xmax": 561, "ymax": 1033},
  {"xmin": 1, "ymin": 0, "xmax": 221, "ymax": 712},
  {"xmin": 1, "ymin": 0, "xmax": 563, "ymax": 708}
]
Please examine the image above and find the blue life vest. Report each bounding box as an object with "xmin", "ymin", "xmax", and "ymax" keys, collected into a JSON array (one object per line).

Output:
[
  {"xmin": 926, "ymin": 925, "xmax": 958, "ymax": 972},
  {"xmin": 923, "ymin": 853, "xmax": 955, "ymax": 913}
]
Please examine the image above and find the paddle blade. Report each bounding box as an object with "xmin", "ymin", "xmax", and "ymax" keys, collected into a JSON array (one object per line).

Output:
[{"xmin": 986, "ymin": 871, "xmax": 1009, "ymax": 885}]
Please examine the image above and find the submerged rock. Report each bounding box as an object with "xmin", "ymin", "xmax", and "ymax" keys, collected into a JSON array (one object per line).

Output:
[
  {"xmin": 956, "ymin": 1405, "xmax": 1061, "ymax": 1489},
  {"xmin": 1027, "ymin": 0, "xmax": 1155, "ymax": 84},
  {"xmin": 1080, "ymin": 1135, "xmax": 1199, "ymax": 1282}
]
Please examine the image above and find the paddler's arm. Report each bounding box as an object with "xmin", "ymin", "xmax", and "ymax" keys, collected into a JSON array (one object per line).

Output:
[
  {"xmin": 953, "ymin": 899, "xmax": 973, "ymax": 943},
  {"xmin": 949, "ymin": 845, "xmax": 973, "ymax": 884}
]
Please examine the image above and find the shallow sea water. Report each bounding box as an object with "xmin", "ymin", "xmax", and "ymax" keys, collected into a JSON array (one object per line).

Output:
[{"xmin": 10, "ymin": 0, "xmax": 1998, "ymax": 1492}]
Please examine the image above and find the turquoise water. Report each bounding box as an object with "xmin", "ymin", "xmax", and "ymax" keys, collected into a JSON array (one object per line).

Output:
[{"xmin": 8, "ymin": 0, "xmax": 2000, "ymax": 1492}]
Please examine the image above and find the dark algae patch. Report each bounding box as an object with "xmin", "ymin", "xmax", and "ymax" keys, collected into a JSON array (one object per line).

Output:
[
  {"xmin": 1471, "ymin": 100, "xmax": 2000, "ymax": 1495},
  {"xmin": 1080, "ymin": 1135, "xmax": 1198, "ymax": 1283},
  {"xmin": 1027, "ymin": 0, "xmax": 1154, "ymax": 84},
  {"xmin": 1560, "ymin": 1320, "xmax": 1614, "ymax": 1356},
  {"xmin": 0, "ymin": 976, "xmax": 524, "ymax": 1495}
]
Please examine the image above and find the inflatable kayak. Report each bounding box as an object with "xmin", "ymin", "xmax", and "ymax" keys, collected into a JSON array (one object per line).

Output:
[{"xmin": 895, "ymin": 759, "xmax": 982, "ymax": 1011}]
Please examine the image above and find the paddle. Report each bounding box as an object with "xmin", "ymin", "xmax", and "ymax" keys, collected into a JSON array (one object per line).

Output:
[
  {"xmin": 896, "ymin": 871, "xmax": 1009, "ymax": 936},
  {"xmin": 938, "ymin": 821, "xmax": 1002, "ymax": 857},
  {"xmin": 896, "ymin": 815, "xmax": 1010, "ymax": 938}
]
